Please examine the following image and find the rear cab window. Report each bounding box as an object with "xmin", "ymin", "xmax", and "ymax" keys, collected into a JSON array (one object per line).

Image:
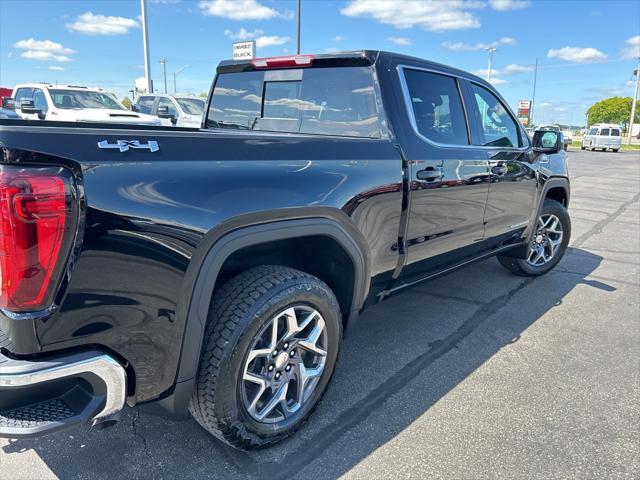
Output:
[{"xmin": 207, "ymin": 66, "xmax": 385, "ymax": 138}]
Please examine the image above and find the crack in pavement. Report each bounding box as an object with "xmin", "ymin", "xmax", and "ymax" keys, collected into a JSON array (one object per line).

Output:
[{"xmin": 572, "ymin": 193, "xmax": 640, "ymax": 248}]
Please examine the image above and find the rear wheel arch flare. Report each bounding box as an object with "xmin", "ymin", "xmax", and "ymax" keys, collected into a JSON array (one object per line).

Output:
[{"xmin": 175, "ymin": 217, "xmax": 369, "ymax": 387}]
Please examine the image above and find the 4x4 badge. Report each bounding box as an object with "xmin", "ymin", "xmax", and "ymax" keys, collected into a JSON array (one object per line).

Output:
[{"xmin": 98, "ymin": 140, "xmax": 159, "ymax": 153}]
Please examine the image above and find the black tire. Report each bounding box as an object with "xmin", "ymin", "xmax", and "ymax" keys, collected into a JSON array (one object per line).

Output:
[
  {"xmin": 612, "ymin": 149, "xmax": 619, "ymax": 153},
  {"xmin": 189, "ymin": 265, "xmax": 342, "ymax": 450},
  {"xmin": 580, "ymin": 144, "xmax": 585, "ymax": 150},
  {"xmin": 497, "ymin": 199, "xmax": 571, "ymax": 276}
]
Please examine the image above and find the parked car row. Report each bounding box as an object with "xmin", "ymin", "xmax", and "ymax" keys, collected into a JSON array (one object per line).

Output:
[{"xmin": 0, "ymin": 84, "xmax": 205, "ymax": 127}]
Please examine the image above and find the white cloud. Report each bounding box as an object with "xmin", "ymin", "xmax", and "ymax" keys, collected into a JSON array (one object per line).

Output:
[
  {"xmin": 325, "ymin": 47, "xmax": 341, "ymax": 53},
  {"xmin": 13, "ymin": 39, "xmax": 75, "ymax": 55},
  {"xmin": 341, "ymin": 0, "xmax": 484, "ymax": 32},
  {"xmin": 48, "ymin": 65, "xmax": 65, "ymax": 71},
  {"xmin": 199, "ymin": 0, "xmax": 292, "ymax": 20},
  {"xmin": 489, "ymin": 0, "xmax": 531, "ymax": 11},
  {"xmin": 547, "ymin": 46, "xmax": 607, "ymax": 63},
  {"xmin": 621, "ymin": 35, "xmax": 640, "ymax": 59},
  {"xmin": 21, "ymin": 51, "xmax": 73, "ymax": 62},
  {"xmin": 538, "ymin": 102, "xmax": 553, "ymax": 108},
  {"xmin": 334, "ymin": 35, "xmax": 345, "ymax": 42},
  {"xmin": 66, "ymin": 12, "xmax": 139, "ymax": 35},
  {"xmin": 472, "ymin": 63, "xmax": 533, "ymax": 78},
  {"xmin": 502, "ymin": 63, "xmax": 534, "ymax": 73},
  {"xmin": 442, "ymin": 37, "xmax": 515, "ymax": 51},
  {"xmin": 387, "ymin": 36, "xmax": 412, "ymax": 46},
  {"xmin": 255, "ymin": 35, "xmax": 290, "ymax": 48},
  {"xmin": 14, "ymin": 39, "xmax": 75, "ymax": 62},
  {"xmin": 223, "ymin": 27, "xmax": 288, "ymax": 48},
  {"xmin": 224, "ymin": 28, "xmax": 264, "ymax": 40},
  {"xmin": 489, "ymin": 77, "xmax": 507, "ymax": 85}
]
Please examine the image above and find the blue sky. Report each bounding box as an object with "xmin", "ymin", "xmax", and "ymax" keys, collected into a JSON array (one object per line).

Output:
[{"xmin": 1, "ymin": 0, "xmax": 639, "ymax": 126}]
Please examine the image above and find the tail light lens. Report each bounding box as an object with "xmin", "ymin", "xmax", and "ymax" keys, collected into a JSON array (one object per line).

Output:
[{"xmin": 0, "ymin": 166, "xmax": 75, "ymax": 311}]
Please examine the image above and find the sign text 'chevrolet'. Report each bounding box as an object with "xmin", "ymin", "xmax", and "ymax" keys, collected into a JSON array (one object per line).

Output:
[{"xmin": 98, "ymin": 140, "xmax": 160, "ymax": 152}]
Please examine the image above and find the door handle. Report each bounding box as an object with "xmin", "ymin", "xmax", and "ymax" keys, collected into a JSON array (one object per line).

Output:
[
  {"xmin": 417, "ymin": 167, "xmax": 443, "ymax": 182},
  {"xmin": 491, "ymin": 164, "xmax": 508, "ymax": 176}
]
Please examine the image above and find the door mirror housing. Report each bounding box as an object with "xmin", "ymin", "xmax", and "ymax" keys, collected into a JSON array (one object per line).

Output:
[
  {"xmin": 20, "ymin": 99, "xmax": 45, "ymax": 119},
  {"xmin": 131, "ymin": 104, "xmax": 140, "ymax": 112},
  {"xmin": 157, "ymin": 105, "xmax": 177, "ymax": 123},
  {"xmin": 532, "ymin": 130, "xmax": 563, "ymax": 154}
]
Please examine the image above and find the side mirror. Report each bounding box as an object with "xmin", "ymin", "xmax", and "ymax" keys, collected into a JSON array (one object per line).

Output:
[
  {"xmin": 2, "ymin": 97, "xmax": 15, "ymax": 110},
  {"xmin": 20, "ymin": 99, "xmax": 45, "ymax": 118},
  {"xmin": 157, "ymin": 105, "xmax": 176, "ymax": 123},
  {"xmin": 131, "ymin": 104, "xmax": 140, "ymax": 112},
  {"xmin": 532, "ymin": 130, "xmax": 563, "ymax": 154}
]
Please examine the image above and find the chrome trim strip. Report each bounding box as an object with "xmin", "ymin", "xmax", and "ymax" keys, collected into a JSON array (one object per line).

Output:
[
  {"xmin": 396, "ymin": 64, "xmax": 530, "ymax": 152},
  {"xmin": 0, "ymin": 353, "xmax": 126, "ymax": 421}
]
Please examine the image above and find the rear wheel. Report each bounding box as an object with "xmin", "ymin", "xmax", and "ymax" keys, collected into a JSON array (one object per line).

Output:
[
  {"xmin": 189, "ymin": 265, "xmax": 342, "ymax": 450},
  {"xmin": 497, "ymin": 199, "xmax": 571, "ymax": 276},
  {"xmin": 612, "ymin": 148, "xmax": 619, "ymax": 153}
]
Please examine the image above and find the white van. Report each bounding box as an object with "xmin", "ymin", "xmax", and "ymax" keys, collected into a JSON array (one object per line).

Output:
[
  {"xmin": 12, "ymin": 84, "xmax": 161, "ymax": 125},
  {"xmin": 581, "ymin": 124, "xmax": 622, "ymax": 152}
]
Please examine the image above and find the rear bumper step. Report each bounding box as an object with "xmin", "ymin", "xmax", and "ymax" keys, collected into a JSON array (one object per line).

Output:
[{"xmin": 0, "ymin": 350, "xmax": 126, "ymax": 438}]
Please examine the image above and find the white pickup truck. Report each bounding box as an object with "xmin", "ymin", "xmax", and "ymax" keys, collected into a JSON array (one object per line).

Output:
[{"xmin": 12, "ymin": 84, "xmax": 161, "ymax": 125}]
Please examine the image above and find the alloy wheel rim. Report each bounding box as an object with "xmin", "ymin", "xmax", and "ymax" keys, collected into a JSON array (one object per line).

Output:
[
  {"xmin": 241, "ymin": 305, "xmax": 328, "ymax": 424},
  {"xmin": 526, "ymin": 213, "xmax": 563, "ymax": 267}
]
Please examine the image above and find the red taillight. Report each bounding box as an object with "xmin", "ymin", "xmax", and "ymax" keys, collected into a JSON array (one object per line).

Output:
[
  {"xmin": 0, "ymin": 168, "xmax": 71, "ymax": 311},
  {"xmin": 251, "ymin": 55, "xmax": 314, "ymax": 70}
]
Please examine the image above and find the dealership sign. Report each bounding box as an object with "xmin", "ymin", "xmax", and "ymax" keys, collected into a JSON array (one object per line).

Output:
[
  {"xmin": 233, "ymin": 41, "xmax": 256, "ymax": 61},
  {"xmin": 518, "ymin": 100, "xmax": 532, "ymax": 126}
]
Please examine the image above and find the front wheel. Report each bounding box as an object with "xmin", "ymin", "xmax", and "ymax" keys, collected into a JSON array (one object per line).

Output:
[
  {"xmin": 497, "ymin": 199, "xmax": 571, "ymax": 276},
  {"xmin": 612, "ymin": 148, "xmax": 619, "ymax": 153},
  {"xmin": 189, "ymin": 265, "xmax": 342, "ymax": 449}
]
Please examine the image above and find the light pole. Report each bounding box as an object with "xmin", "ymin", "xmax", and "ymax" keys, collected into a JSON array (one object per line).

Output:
[
  {"xmin": 530, "ymin": 58, "xmax": 538, "ymax": 127},
  {"xmin": 486, "ymin": 47, "xmax": 497, "ymax": 82},
  {"xmin": 627, "ymin": 61, "xmax": 639, "ymax": 145},
  {"xmin": 140, "ymin": 0, "xmax": 152, "ymax": 93},
  {"xmin": 159, "ymin": 58, "xmax": 168, "ymax": 94},
  {"xmin": 173, "ymin": 65, "xmax": 189, "ymax": 94},
  {"xmin": 296, "ymin": 0, "xmax": 301, "ymax": 54}
]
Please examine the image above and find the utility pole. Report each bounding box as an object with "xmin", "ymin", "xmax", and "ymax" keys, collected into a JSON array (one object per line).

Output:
[
  {"xmin": 159, "ymin": 58, "xmax": 168, "ymax": 94},
  {"xmin": 173, "ymin": 65, "xmax": 189, "ymax": 94},
  {"xmin": 486, "ymin": 47, "xmax": 497, "ymax": 82},
  {"xmin": 296, "ymin": 0, "xmax": 301, "ymax": 54},
  {"xmin": 530, "ymin": 58, "xmax": 538, "ymax": 127},
  {"xmin": 140, "ymin": 0, "xmax": 152, "ymax": 93},
  {"xmin": 627, "ymin": 60, "xmax": 639, "ymax": 145}
]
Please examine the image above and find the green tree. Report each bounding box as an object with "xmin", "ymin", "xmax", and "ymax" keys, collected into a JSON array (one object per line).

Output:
[
  {"xmin": 121, "ymin": 96, "xmax": 132, "ymax": 110},
  {"xmin": 586, "ymin": 96, "xmax": 640, "ymax": 127},
  {"xmin": 198, "ymin": 91, "xmax": 208, "ymax": 98}
]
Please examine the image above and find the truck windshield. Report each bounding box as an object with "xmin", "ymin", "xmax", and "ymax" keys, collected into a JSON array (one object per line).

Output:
[
  {"xmin": 49, "ymin": 90, "xmax": 125, "ymax": 110},
  {"xmin": 176, "ymin": 98, "xmax": 205, "ymax": 115},
  {"xmin": 207, "ymin": 67, "xmax": 382, "ymax": 138}
]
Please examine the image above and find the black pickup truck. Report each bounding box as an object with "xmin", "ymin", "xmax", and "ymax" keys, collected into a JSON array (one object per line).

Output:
[{"xmin": 0, "ymin": 51, "xmax": 570, "ymax": 449}]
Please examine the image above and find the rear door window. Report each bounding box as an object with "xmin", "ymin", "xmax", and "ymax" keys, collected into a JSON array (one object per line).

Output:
[
  {"xmin": 14, "ymin": 88, "xmax": 34, "ymax": 106},
  {"xmin": 136, "ymin": 96, "xmax": 155, "ymax": 114},
  {"xmin": 599, "ymin": 128, "xmax": 610, "ymax": 136},
  {"xmin": 401, "ymin": 69, "xmax": 469, "ymax": 145},
  {"xmin": 158, "ymin": 97, "xmax": 177, "ymax": 117},
  {"xmin": 207, "ymin": 67, "xmax": 383, "ymax": 138},
  {"xmin": 610, "ymin": 128, "xmax": 620, "ymax": 136}
]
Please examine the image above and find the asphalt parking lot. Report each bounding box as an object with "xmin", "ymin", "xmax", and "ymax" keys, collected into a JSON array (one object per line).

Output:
[{"xmin": 1, "ymin": 149, "xmax": 639, "ymax": 480}]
